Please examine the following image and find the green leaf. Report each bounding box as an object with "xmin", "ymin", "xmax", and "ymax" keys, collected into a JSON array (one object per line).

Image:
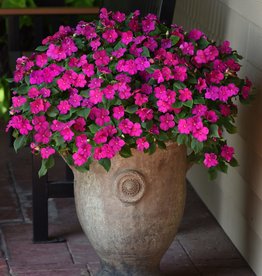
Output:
[
  {"xmin": 157, "ymin": 141, "xmax": 166, "ymax": 149},
  {"xmin": 141, "ymin": 120, "xmax": 153, "ymax": 130},
  {"xmin": 88, "ymin": 124, "xmax": 100, "ymax": 134},
  {"xmin": 38, "ymin": 156, "xmax": 55, "ymax": 178},
  {"xmin": 125, "ymin": 105, "xmax": 138, "ymax": 114},
  {"xmin": 148, "ymin": 142, "xmax": 156, "ymax": 155},
  {"xmin": 158, "ymin": 132, "xmax": 169, "ymax": 141},
  {"xmin": 25, "ymin": 75, "xmax": 30, "ymax": 86},
  {"xmin": 80, "ymin": 89, "xmax": 89, "ymax": 98},
  {"xmin": 210, "ymin": 124, "xmax": 220, "ymax": 138},
  {"xmin": 35, "ymin": 45, "xmax": 48, "ymax": 52},
  {"xmin": 198, "ymin": 38, "xmax": 210, "ymax": 49},
  {"xmin": 194, "ymin": 98, "xmax": 205, "ymax": 104},
  {"xmin": 191, "ymin": 139, "xmax": 203, "ymax": 153},
  {"xmin": 142, "ymin": 46, "xmax": 150, "ymax": 57},
  {"xmin": 17, "ymin": 85, "xmax": 28, "ymax": 95},
  {"xmin": 14, "ymin": 135, "xmax": 27, "ymax": 152},
  {"xmin": 5, "ymin": 78, "xmax": 14, "ymax": 83},
  {"xmin": 172, "ymin": 101, "xmax": 183, "ymax": 108},
  {"xmin": 46, "ymin": 106, "xmax": 59, "ymax": 117},
  {"xmin": 218, "ymin": 162, "xmax": 228, "ymax": 173},
  {"xmin": 77, "ymin": 108, "xmax": 90, "ymax": 119},
  {"xmin": 173, "ymin": 82, "xmax": 186, "ymax": 91},
  {"xmin": 170, "ymin": 35, "xmax": 180, "ymax": 46},
  {"xmin": 119, "ymin": 145, "xmax": 132, "ymax": 158},
  {"xmin": 98, "ymin": 158, "xmax": 111, "ymax": 172},
  {"xmin": 230, "ymin": 158, "xmax": 239, "ymax": 167},
  {"xmin": 177, "ymin": 134, "xmax": 188, "ymax": 145},
  {"xmin": 208, "ymin": 169, "xmax": 218, "ymax": 181},
  {"xmin": 114, "ymin": 41, "xmax": 126, "ymax": 50},
  {"xmin": 183, "ymin": 100, "xmax": 193, "ymax": 108},
  {"xmin": 223, "ymin": 120, "xmax": 237, "ymax": 134}
]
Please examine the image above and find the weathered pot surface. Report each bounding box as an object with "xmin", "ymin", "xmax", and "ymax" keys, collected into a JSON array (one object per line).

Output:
[{"xmin": 72, "ymin": 143, "xmax": 187, "ymax": 276}]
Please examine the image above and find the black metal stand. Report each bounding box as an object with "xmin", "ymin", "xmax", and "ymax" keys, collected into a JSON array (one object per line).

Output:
[{"xmin": 32, "ymin": 154, "xmax": 74, "ymax": 243}]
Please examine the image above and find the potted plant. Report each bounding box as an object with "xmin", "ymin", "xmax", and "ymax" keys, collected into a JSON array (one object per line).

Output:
[{"xmin": 7, "ymin": 8, "xmax": 252, "ymax": 276}]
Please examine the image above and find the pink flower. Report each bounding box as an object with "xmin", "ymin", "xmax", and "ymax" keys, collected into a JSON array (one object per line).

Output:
[
  {"xmin": 219, "ymin": 40, "xmax": 232, "ymax": 54},
  {"xmin": 103, "ymin": 85, "xmax": 115, "ymax": 100},
  {"xmin": 36, "ymin": 54, "xmax": 48, "ymax": 68},
  {"xmin": 75, "ymin": 134, "xmax": 88, "ymax": 147},
  {"xmin": 108, "ymin": 137, "xmax": 125, "ymax": 152},
  {"xmin": 93, "ymin": 50, "xmax": 110, "ymax": 66},
  {"xmin": 135, "ymin": 57, "xmax": 150, "ymax": 71},
  {"xmin": 130, "ymin": 123, "xmax": 142, "ymax": 137},
  {"xmin": 192, "ymin": 104, "xmax": 208, "ymax": 116},
  {"xmin": 113, "ymin": 106, "xmax": 125, "ymax": 120},
  {"xmin": 180, "ymin": 42, "xmax": 194, "ymax": 55},
  {"xmin": 69, "ymin": 94, "xmax": 82, "ymax": 108},
  {"xmin": 178, "ymin": 118, "xmax": 192, "ymax": 134},
  {"xmin": 112, "ymin": 48, "xmax": 126, "ymax": 58},
  {"xmin": 30, "ymin": 99, "xmax": 45, "ymax": 114},
  {"xmin": 192, "ymin": 126, "xmax": 209, "ymax": 142},
  {"xmin": 34, "ymin": 128, "xmax": 52, "ymax": 144},
  {"xmin": 112, "ymin": 11, "xmax": 126, "ymax": 22},
  {"xmin": 136, "ymin": 137, "xmax": 149, "ymax": 151},
  {"xmin": 188, "ymin": 29, "xmax": 203, "ymax": 40},
  {"xmin": 205, "ymin": 86, "xmax": 219, "ymax": 101},
  {"xmin": 82, "ymin": 63, "xmax": 95, "ymax": 77},
  {"xmin": 57, "ymin": 100, "xmax": 71, "ymax": 114},
  {"xmin": 12, "ymin": 96, "xmax": 27, "ymax": 108},
  {"xmin": 173, "ymin": 66, "xmax": 187, "ymax": 81},
  {"xmin": 142, "ymin": 18, "xmax": 155, "ymax": 33},
  {"xmin": 134, "ymin": 93, "xmax": 148, "ymax": 106},
  {"xmin": 73, "ymin": 117, "xmax": 86, "ymax": 131},
  {"xmin": 50, "ymin": 120, "xmax": 64, "ymax": 131},
  {"xmin": 102, "ymin": 29, "xmax": 118, "ymax": 43},
  {"xmin": 205, "ymin": 110, "xmax": 218, "ymax": 123},
  {"xmin": 159, "ymin": 113, "xmax": 175, "ymax": 131},
  {"xmin": 6, "ymin": 115, "xmax": 33, "ymax": 135},
  {"xmin": 178, "ymin": 88, "xmax": 192, "ymax": 102},
  {"xmin": 40, "ymin": 88, "xmax": 51, "ymax": 98},
  {"xmin": 119, "ymin": 119, "xmax": 133, "ymax": 134},
  {"xmin": 28, "ymin": 87, "xmax": 40, "ymax": 99},
  {"xmin": 121, "ymin": 31, "xmax": 133, "ymax": 45},
  {"xmin": 221, "ymin": 145, "xmax": 234, "ymax": 162},
  {"xmin": 40, "ymin": 147, "xmax": 55, "ymax": 159},
  {"xmin": 195, "ymin": 78, "xmax": 207, "ymax": 93},
  {"xmin": 219, "ymin": 104, "xmax": 231, "ymax": 116},
  {"xmin": 136, "ymin": 108, "xmax": 153, "ymax": 122},
  {"xmin": 60, "ymin": 126, "xmax": 74, "ymax": 141},
  {"xmin": 204, "ymin": 153, "xmax": 218, "ymax": 168}
]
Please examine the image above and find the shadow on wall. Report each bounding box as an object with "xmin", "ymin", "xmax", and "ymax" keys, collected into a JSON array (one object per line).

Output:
[{"xmin": 174, "ymin": 0, "xmax": 262, "ymax": 274}]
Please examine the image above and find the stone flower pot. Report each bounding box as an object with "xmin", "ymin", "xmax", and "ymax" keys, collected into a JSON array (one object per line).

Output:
[{"xmin": 72, "ymin": 143, "xmax": 187, "ymax": 276}]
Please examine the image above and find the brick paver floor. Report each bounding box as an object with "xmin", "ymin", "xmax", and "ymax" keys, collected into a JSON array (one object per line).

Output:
[{"xmin": 0, "ymin": 125, "xmax": 256, "ymax": 276}]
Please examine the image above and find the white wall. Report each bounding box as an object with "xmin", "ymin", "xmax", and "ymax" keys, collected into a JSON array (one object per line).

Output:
[{"xmin": 174, "ymin": 0, "xmax": 262, "ymax": 275}]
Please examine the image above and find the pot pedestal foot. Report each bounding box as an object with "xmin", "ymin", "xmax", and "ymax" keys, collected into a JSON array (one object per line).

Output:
[{"xmin": 96, "ymin": 262, "xmax": 162, "ymax": 276}]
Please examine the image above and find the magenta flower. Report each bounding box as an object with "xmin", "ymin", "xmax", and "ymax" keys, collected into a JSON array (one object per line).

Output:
[
  {"xmin": 12, "ymin": 96, "xmax": 27, "ymax": 108},
  {"xmin": 188, "ymin": 29, "xmax": 203, "ymax": 40},
  {"xmin": 205, "ymin": 110, "xmax": 218, "ymax": 123},
  {"xmin": 130, "ymin": 123, "xmax": 142, "ymax": 137},
  {"xmin": 159, "ymin": 113, "xmax": 175, "ymax": 131},
  {"xmin": 6, "ymin": 115, "xmax": 33, "ymax": 135},
  {"xmin": 121, "ymin": 31, "xmax": 133, "ymax": 45},
  {"xmin": 192, "ymin": 126, "xmax": 209, "ymax": 142},
  {"xmin": 108, "ymin": 137, "xmax": 125, "ymax": 152},
  {"xmin": 40, "ymin": 147, "xmax": 55, "ymax": 159},
  {"xmin": 119, "ymin": 119, "xmax": 133, "ymax": 134},
  {"xmin": 221, "ymin": 145, "xmax": 234, "ymax": 162},
  {"xmin": 173, "ymin": 66, "xmax": 187, "ymax": 81},
  {"xmin": 30, "ymin": 99, "xmax": 45, "ymax": 114},
  {"xmin": 93, "ymin": 50, "xmax": 110, "ymax": 66},
  {"xmin": 178, "ymin": 88, "xmax": 192, "ymax": 102},
  {"xmin": 192, "ymin": 104, "xmax": 208, "ymax": 116},
  {"xmin": 113, "ymin": 106, "xmax": 125, "ymax": 120},
  {"xmin": 204, "ymin": 153, "xmax": 218, "ymax": 168},
  {"xmin": 136, "ymin": 137, "xmax": 150, "ymax": 151},
  {"xmin": 180, "ymin": 42, "xmax": 194, "ymax": 55},
  {"xmin": 60, "ymin": 126, "xmax": 74, "ymax": 142},
  {"xmin": 73, "ymin": 117, "xmax": 86, "ymax": 132},
  {"xmin": 134, "ymin": 93, "xmax": 148, "ymax": 106},
  {"xmin": 89, "ymin": 88, "xmax": 103, "ymax": 104},
  {"xmin": 36, "ymin": 53, "xmax": 48, "ymax": 68},
  {"xmin": 178, "ymin": 118, "xmax": 192, "ymax": 134},
  {"xmin": 136, "ymin": 108, "xmax": 153, "ymax": 122},
  {"xmin": 57, "ymin": 100, "xmax": 71, "ymax": 114},
  {"xmin": 102, "ymin": 29, "xmax": 118, "ymax": 43}
]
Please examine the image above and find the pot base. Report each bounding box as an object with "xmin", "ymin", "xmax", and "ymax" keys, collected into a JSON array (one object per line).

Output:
[{"xmin": 97, "ymin": 262, "xmax": 162, "ymax": 276}]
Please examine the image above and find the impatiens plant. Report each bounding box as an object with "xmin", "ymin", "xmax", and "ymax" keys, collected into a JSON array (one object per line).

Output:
[{"xmin": 6, "ymin": 8, "xmax": 253, "ymax": 179}]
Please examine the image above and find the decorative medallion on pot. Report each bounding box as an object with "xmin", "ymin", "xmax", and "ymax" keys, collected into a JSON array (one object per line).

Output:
[{"xmin": 7, "ymin": 8, "xmax": 253, "ymax": 276}]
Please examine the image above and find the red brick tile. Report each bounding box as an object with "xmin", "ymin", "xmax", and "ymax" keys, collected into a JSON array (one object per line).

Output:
[
  {"xmin": 1, "ymin": 224, "xmax": 33, "ymax": 241},
  {"xmin": 10, "ymin": 264, "xmax": 89, "ymax": 276},
  {"xmin": 0, "ymin": 207, "xmax": 22, "ymax": 222},
  {"xmin": 0, "ymin": 259, "xmax": 9, "ymax": 276},
  {"xmin": 7, "ymin": 240, "xmax": 73, "ymax": 266}
]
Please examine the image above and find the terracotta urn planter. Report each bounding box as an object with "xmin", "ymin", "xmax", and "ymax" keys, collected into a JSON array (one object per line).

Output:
[{"xmin": 72, "ymin": 143, "xmax": 187, "ymax": 276}]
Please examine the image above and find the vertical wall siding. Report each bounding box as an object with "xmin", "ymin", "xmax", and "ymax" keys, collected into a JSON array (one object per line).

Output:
[{"xmin": 173, "ymin": 0, "xmax": 262, "ymax": 275}]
